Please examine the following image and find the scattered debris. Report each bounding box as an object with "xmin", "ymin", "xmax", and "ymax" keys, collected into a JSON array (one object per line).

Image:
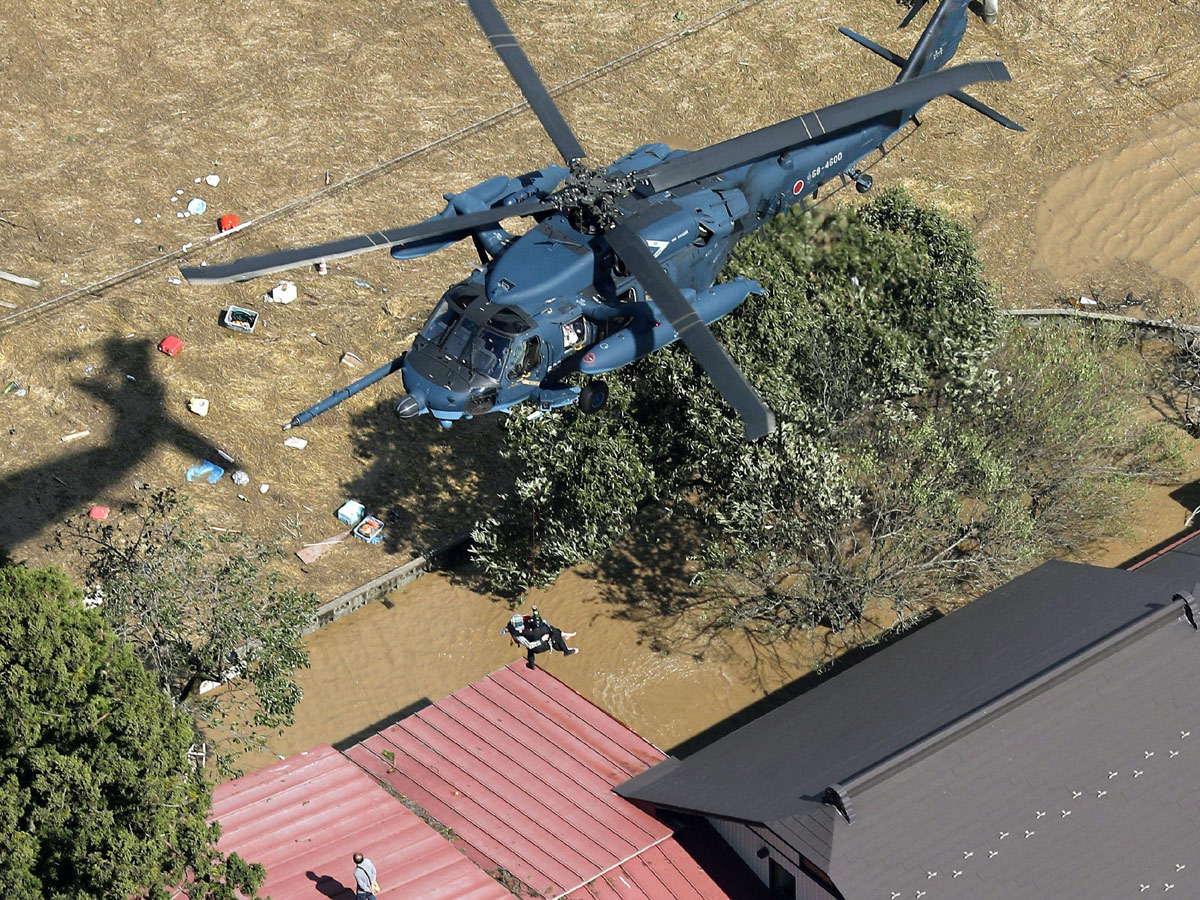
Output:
[
  {"xmin": 216, "ymin": 448, "xmax": 235, "ymax": 463},
  {"xmin": 159, "ymin": 335, "xmax": 183, "ymax": 356},
  {"xmin": 1079, "ymin": 295, "xmax": 1098, "ymax": 306},
  {"xmin": 237, "ymin": 493, "xmax": 249, "ymax": 502},
  {"xmin": 353, "ymin": 515, "xmax": 385, "ymax": 544},
  {"xmin": 316, "ymin": 260, "xmax": 328, "ymax": 275},
  {"xmin": 259, "ymin": 483, "xmax": 270, "ymax": 494},
  {"xmin": 60, "ymin": 430, "xmax": 90, "ymax": 442},
  {"xmin": 284, "ymin": 436, "xmax": 308, "ymax": 450},
  {"xmin": 0, "ymin": 299, "xmax": 19, "ymax": 309},
  {"xmin": 3, "ymin": 381, "xmax": 18, "ymax": 394},
  {"xmin": 264, "ymin": 280, "xmax": 297, "ymax": 304},
  {"xmin": 352, "ymin": 279, "xmax": 371, "ymax": 289},
  {"xmin": 186, "ymin": 460, "xmax": 225, "ymax": 484},
  {"xmin": 231, "ymin": 470, "xmax": 250, "ymax": 486},
  {"xmin": 340, "ymin": 351, "xmax": 364, "ymax": 368},
  {"xmin": 336, "ymin": 499, "xmax": 365, "ymax": 525},
  {"xmin": 167, "ymin": 276, "xmax": 182, "ymax": 285},
  {"xmin": 218, "ymin": 213, "xmax": 240, "ymax": 232},
  {"xmin": 187, "ymin": 397, "xmax": 209, "ymax": 416},
  {"xmin": 221, "ymin": 306, "xmax": 259, "ymax": 333},
  {"xmin": 88, "ymin": 505, "xmax": 110, "ymax": 521},
  {"xmin": 205, "ymin": 174, "xmax": 221, "ymax": 187},
  {"xmin": 296, "ymin": 528, "xmax": 352, "ymax": 564},
  {"xmin": 133, "ymin": 217, "xmax": 141, "ymax": 224},
  {"xmin": 187, "ymin": 198, "xmax": 207, "ymax": 216},
  {"xmin": 0, "ymin": 270, "xmax": 41, "ymax": 289}
]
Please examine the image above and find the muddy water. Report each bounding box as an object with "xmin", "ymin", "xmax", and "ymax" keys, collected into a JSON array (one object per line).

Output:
[
  {"xmin": 249, "ymin": 458, "xmax": 1200, "ymax": 774},
  {"xmin": 242, "ymin": 99, "xmax": 1200, "ymax": 775},
  {"xmin": 1035, "ymin": 100, "xmax": 1200, "ymax": 298},
  {"xmin": 251, "ymin": 550, "xmax": 841, "ymax": 769}
]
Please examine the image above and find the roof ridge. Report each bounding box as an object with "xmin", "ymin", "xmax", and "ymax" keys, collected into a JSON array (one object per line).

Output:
[{"xmin": 841, "ymin": 596, "xmax": 1189, "ymax": 797}]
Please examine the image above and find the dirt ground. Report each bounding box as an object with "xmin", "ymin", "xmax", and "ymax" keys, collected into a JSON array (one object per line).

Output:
[{"xmin": 4, "ymin": 0, "xmax": 1200, "ymax": 767}]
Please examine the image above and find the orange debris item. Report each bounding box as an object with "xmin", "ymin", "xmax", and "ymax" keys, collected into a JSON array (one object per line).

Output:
[
  {"xmin": 218, "ymin": 213, "xmax": 240, "ymax": 232},
  {"xmin": 88, "ymin": 505, "xmax": 110, "ymax": 520}
]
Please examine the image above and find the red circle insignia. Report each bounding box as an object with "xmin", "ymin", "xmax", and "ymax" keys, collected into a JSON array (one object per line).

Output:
[{"xmin": 792, "ymin": 179, "xmax": 805, "ymax": 196}]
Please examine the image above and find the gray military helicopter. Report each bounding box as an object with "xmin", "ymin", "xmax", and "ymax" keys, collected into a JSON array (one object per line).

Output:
[{"xmin": 181, "ymin": 0, "xmax": 1020, "ymax": 440}]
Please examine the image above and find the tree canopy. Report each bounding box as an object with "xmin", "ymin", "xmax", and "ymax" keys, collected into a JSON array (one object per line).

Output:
[
  {"xmin": 56, "ymin": 488, "xmax": 317, "ymax": 773},
  {"xmin": 0, "ymin": 565, "xmax": 264, "ymax": 899},
  {"xmin": 472, "ymin": 188, "xmax": 1183, "ymax": 633}
]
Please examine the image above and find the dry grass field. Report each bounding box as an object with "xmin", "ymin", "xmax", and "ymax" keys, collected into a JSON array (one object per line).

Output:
[{"xmin": 3, "ymin": 0, "xmax": 1200, "ymax": 602}]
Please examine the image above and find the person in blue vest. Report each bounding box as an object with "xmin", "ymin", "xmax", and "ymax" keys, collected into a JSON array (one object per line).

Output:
[
  {"xmin": 352, "ymin": 852, "xmax": 380, "ymax": 900},
  {"xmin": 506, "ymin": 606, "xmax": 579, "ymax": 669}
]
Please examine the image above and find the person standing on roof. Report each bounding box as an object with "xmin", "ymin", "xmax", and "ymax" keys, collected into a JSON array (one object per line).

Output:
[
  {"xmin": 506, "ymin": 606, "xmax": 578, "ymax": 669},
  {"xmin": 352, "ymin": 852, "xmax": 380, "ymax": 899}
]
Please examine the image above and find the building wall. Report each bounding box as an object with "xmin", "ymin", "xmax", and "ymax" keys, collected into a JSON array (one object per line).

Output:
[{"xmin": 706, "ymin": 817, "xmax": 838, "ymax": 900}]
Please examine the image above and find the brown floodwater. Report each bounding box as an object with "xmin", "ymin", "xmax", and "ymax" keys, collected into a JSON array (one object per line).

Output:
[
  {"xmin": 240, "ymin": 452, "xmax": 1200, "ymax": 775},
  {"xmin": 239, "ymin": 98, "xmax": 1200, "ymax": 775},
  {"xmin": 1035, "ymin": 99, "xmax": 1200, "ymax": 300}
]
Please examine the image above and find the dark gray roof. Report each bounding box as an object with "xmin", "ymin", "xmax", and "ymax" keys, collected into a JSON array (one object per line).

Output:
[
  {"xmin": 829, "ymin": 601, "xmax": 1200, "ymax": 900},
  {"xmin": 1129, "ymin": 529, "xmax": 1200, "ymax": 586},
  {"xmin": 618, "ymin": 552, "xmax": 1200, "ymax": 900},
  {"xmin": 618, "ymin": 561, "xmax": 1181, "ymax": 826}
]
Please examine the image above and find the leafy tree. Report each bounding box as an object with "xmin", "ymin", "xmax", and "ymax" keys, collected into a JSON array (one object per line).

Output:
[
  {"xmin": 0, "ymin": 565, "xmax": 265, "ymax": 899},
  {"xmin": 472, "ymin": 189, "xmax": 1182, "ymax": 637},
  {"xmin": 55, "ymin": 488, "xmax": 317, "ymax": 773}
]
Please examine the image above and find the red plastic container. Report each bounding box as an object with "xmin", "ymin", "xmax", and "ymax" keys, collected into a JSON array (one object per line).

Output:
[
  {"xmin": 159, "ymin": 335, "xmax": 183, "ymax": 356},
  {"xmin": 218, "ymin": 213, "xmax": 240, "ymax": 232}
]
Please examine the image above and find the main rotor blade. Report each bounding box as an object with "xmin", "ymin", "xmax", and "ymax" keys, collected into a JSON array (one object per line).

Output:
[
  {"xmin": 638, "ymin": 60, "xmax": 1010, "ymax": 193},
  {"xmin": 604, "ymin": 220, "xmax": 775, "ymax": 441},
  {"xmin": 466, "ymin": 0, "xmax": 587, "ymax": 165},
  {"xmin": 179, "ymin": 196, "xmax": 556, "ymax": 284}
]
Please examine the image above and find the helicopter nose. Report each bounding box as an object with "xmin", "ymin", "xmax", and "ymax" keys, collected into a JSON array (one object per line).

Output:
[{"xmin": 394, "ymin": 394, "xmax": 424, "ymax": 419}]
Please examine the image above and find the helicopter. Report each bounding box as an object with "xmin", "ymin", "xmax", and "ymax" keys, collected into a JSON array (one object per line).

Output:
[{"xmin": 180, "ymin": 0, "xmax": 1021, "ymax": 441}]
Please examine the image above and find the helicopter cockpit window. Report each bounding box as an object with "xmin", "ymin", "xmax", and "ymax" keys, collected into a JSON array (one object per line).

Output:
[
  {"xmin": 423, "ymin": 297, "xmax": 459, "ymax": 344},
  {"xmin": 487, "ymin": 307, "xmax": 530, "ymax": 335},
  {"xmin": 471, "ymin": 329, "xmax": 512, "ymax": 380},
  {"xmin": 423, "ymin": 282, "xmax": 481, "ymax": 346},
  {"xmin": 441, "ymin": 316, "xmax": 479, "ymax": 362},
  {"xmin": 507, "ymin": 336, "xmax": 542, "ymax": 382}
]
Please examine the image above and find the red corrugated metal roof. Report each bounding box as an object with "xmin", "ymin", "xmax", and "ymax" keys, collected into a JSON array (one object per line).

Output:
[
  {"xmin": 567, "ymin": 841, "xmax": 719, "ymax": 900},
  {"xmin": 211, "ymin": 744, "xmax": 509, "ymax": 900},
  {"xmin": 345, "ymin": 663, "xmax": 749, "ymax": 900}
]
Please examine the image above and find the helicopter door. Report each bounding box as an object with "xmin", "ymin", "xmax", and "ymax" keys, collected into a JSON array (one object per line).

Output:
[{"xmin": 507, "ymin": 336, "xmax": 543, "ymax": 384}]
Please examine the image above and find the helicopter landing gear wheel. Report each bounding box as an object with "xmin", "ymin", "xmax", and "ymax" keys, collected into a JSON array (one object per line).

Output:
[
  {"xmin": 854, "ymin": 172, "xmax": 873, "ymax": 194},
  {"xmin": 578, "ymin": 380, "xmax": 609, "ymax": 413}
]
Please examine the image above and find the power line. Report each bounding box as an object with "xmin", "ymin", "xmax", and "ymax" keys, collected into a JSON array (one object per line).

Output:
[{"xmin": 0, "ymin": 0, "xmax": 776, "ymax": 331}]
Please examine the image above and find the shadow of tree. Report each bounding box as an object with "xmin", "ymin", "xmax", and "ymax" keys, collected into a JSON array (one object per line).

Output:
[
  {"xmin": 666, "ymin": 609, "xmax": 941, "ymax": 759},
  {"xmin": 339, "ymin": 398, "xmax": 516, "ymax": 556},
  {"xmin": 580, "ymin": 509, "xmax": 943, "ymax": 714},
  {"xmin": 0, "ymin": 336, "xmax": 221, "ymax": 555}
]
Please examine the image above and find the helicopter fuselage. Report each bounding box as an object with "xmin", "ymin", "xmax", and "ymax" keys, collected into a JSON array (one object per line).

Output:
[{"xmin": 397, "ymin": 116, "xmax": 902, "ymax": 428}]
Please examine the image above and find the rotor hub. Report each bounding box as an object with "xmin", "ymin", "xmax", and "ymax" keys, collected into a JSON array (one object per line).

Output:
[{"xmin": 554, "ymin": 161, "xmax": 639, "ymax": 233}]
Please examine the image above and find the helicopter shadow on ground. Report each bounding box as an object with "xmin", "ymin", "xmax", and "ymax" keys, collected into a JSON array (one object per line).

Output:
[
  {"xmin": 340, "ymin": 398, "xmax": 515, "ymax": 557},
  {"xmin": 0, "ymin": 336, "xmax": 224, "ymax": 559}
]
